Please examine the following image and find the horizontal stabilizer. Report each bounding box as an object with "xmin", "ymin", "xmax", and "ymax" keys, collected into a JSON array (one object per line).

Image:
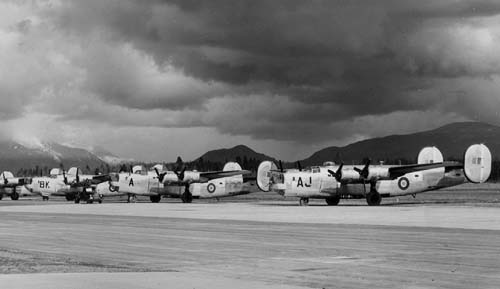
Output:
[{"xmin": 388, "ymin": 161, "xmax": 462, "ymax": 179}]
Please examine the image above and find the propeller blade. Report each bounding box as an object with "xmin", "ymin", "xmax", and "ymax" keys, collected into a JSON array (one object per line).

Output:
[
  {"xmin": 278, "ymin": 160, "xmax": 283, "ymax": 172},
  {"xmin": 179, "ymin": 167, "xmax": 186, "ymax": 181},
  {"xmin": 335, "ymin": 163, "xmax": 344, "ymax": 182},
  {"xmin": 296, "ymin": 161, "xmax": 302, "ymax": 171},
  {"xmin": 62, "ymin": 169, "xmax": 68, "ymax": 185}
]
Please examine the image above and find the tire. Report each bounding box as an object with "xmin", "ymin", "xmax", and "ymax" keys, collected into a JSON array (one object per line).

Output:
[
  {"xmin": 150, "ymin": 195, "xmax": 161, "ymax": 203},
  {"xmin": 42, "ymin": 196, "xmax": 49, "ymax": 201},
  {"xmin": 181, "ymin": 192, "xmax": 193, "ymax": 203},
  {"xmin": 86, "ymin": 199, "xmax": 93, "ymax": 204},
  {"xmin": 74, "ymin": 197, "xmax": 80, "ymax": 204},
  {"xmin": 11, "ymin": 192, "xmax": 19, "ymax": 201},
  {"xmin": 325, "ymin": 196, "xmax": 340, "ymax": 206},
  {"xmin": 366, "ymin": 191, "xmax": 382, "ymax": 206},
  {"xmin": 299, "ymin": 197, "xmax": 309, "ymax": 206},
  {"xmin": 65, "ymin": 195, "xmax": 75, "ymax": 201},
  {"xmin": 0, "ymin": 194, "xmax": 3, "ymax": 200}
]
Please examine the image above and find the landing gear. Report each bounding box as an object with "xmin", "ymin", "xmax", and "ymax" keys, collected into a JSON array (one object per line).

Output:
[
  {"xmin": 127, "ymin": 194, "xmax": 136, "ymax": 203},
  {"xmin": 325, "ymin": 195, "xmax": 340, "ymax": 206},
  {"xmin": 150, "ymin": 195, "xmax": 161, "ymax": 203},
  {"xmin": 97, "ymin": 194, "xmax": 103, "ymax": 204},
  {"xmin": 42, "ymin": 196, "xmax": 49, "ymax": 201},
  {"xmin": 65, "ymin": 195, "xmax": 75, "ymax": 201},
  {"xmin": 181, "ymin": 186, "xmax": 193, "ymax": 203},
  {"xmin": 74, "ymin": 196, "xmax": 80, "ymax": 203},
  {"xmin": 299, "ymin": 197, "xmax": 309, "ymax": 206},
  {"xmin": 0, "ymin": 194, "xmax": 3, "ymax": 200},
  {"xmin": 10, "ymin": 192, "xmax": 19, "ymax": 201},
  {"xmin": 366, "ymin": 191, "xmax": 382, "ymax": 206}
]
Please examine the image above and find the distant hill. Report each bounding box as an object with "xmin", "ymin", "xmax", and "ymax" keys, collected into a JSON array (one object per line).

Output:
[
  {"xmin": 192, "ymin": 145, "xmax": 277, "ymax": 171},
  {"xmin": 300, "ymin": 122, "xmax": 500, "ymax": 166},
  {"xmin": 195, "ymin": 145, "xmax": 276, "ymax": 163}
]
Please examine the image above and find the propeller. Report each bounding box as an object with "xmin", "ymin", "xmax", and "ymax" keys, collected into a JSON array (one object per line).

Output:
[
  {"xmin": 2, "ymin": 172, "xmax": 7, "ymax": 185},
  {"xmin": 154, "ymin": 167, "xmax": 167, "ymax": 183},
  {"xmin": 278, "ymin": 160, "xmax": 284, "ymax": 172},
  {"xmin": 354, "ymin": 159, "xmax": 371, "ymax": 180},
  {"xmin": 327, "ymin": 163, "xmax": 344, "ymax": 182}
]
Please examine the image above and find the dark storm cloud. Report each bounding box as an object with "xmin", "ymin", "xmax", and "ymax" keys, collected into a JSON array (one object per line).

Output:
[{"xmin": 39, "ymin": 0, "xmax": 500, "ymax": 141}]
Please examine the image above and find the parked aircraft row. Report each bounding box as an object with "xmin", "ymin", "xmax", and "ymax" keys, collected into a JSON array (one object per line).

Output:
[{"xmin": 0, "ymin": 144, "xmax": 492, "ymax": 206}]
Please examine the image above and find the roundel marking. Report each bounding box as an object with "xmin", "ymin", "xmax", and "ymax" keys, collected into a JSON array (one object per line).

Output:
[
  {"xmin": 207, "ymin": 183, "xmax": 216, "ymax": 193},
  {"xmin": 398, "ymin": 177, "xmax": 410, "ymax": 190}
]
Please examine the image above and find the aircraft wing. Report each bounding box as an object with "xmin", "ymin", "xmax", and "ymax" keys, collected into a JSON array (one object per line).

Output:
[
  {"xmin": 199, "ymin": 170, "xmax": 251, "ymax": 181},
  {"xmin": 90, "ymin": 174, "xmax": 112, "ymax": 184},
  {"xmin": 70, "ymin": 174, "xmax": 111, "ymax": 188},
  {"xmin": 388, "ymin": 161, "xmax": 463, "ymax": 179},
  {"xmin": 0, "ymin": 177, "xmax": 31, "ymax": 188}
]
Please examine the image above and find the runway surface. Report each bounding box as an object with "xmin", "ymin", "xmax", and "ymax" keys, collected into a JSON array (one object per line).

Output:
[{"xmin": 1, "ymin": 201, "xmax": 500, "ymax": 288}]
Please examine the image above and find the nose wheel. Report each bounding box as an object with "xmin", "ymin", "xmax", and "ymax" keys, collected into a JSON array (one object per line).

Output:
[
  {"xmin": 299, "ymin": 197, "xmax": 309, "ymax": 206},
  {"xmin": 127, "ymin": 194, "xmax": 137, "ymax": 203}
]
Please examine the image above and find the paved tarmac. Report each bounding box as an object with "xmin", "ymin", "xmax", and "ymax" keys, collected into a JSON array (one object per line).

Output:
[{"xmin": 0, "ymin": 201, "xmax": 499, "ymax": 288}]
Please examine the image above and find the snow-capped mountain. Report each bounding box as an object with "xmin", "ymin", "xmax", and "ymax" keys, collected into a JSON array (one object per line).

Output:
[{"xmin": 0, "ymin": 140, "xmax": 127, "ymax": 174}]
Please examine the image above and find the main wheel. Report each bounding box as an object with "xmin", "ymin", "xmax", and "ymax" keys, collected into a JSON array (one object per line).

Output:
[
  {"xmin": 11, "ymin": 192, "xmax": 19, "ymax": 201},
  {"xmin": 0, "ymin": 194, "xmax": 3, "ymax": 200},
  {"xmin": 42, "ymin": 196, "xmax": 49, "ymax": 201},
  {"xmin": 181, "ymin": 192, "xmax": 193, "ymax": 203},
  {"xmin": 366, "ymin": 191, "xmax": 382, "ymax": 206},
  {"xmin": 65, "ymin": 195, "xmax": 75, "ymax": 201},
  {"xmin": 74, "ymin": 197, "xmax": 80, "ymax": 204},
  {"xmin": 299, "ymin": 197, "xmax": 309, "ymax": 206},
  {"xmin": 325, "ymin": 195, "xmax": 340, "ymax": 206},
  {"xmin": 150, "ymin": 195, "xmax": 161, "ymax": 203}
]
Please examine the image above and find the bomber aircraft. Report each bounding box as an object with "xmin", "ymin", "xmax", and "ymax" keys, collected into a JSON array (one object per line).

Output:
[
  {"xmin": 0, "ymin": 171, "xmax": 31, "ymax": 200},
  {"xmin": 96, "ymin": 162, "xmax": 253, "ymax": 203},
  {"xmin": 28, "ymin": 167, "xmax": 110, "ymax": 203},
  {"xmin": 256, "ymin": 144, "xmax": 492, "ymax": 206}
]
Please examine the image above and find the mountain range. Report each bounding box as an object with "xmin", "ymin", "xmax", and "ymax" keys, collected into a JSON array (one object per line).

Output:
[
  {"xmin": 195, "ymin": 122, "xmax": 500, "ymax": 166},
  {"xmin": 0, "ymin": 121, "xmax": 498, "ymax": 175}
]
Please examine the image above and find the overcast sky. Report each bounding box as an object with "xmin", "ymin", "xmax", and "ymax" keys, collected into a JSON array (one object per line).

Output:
[{"xmin": 1, "ymin": 0, "xmax": 500, "ymax": 161}]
